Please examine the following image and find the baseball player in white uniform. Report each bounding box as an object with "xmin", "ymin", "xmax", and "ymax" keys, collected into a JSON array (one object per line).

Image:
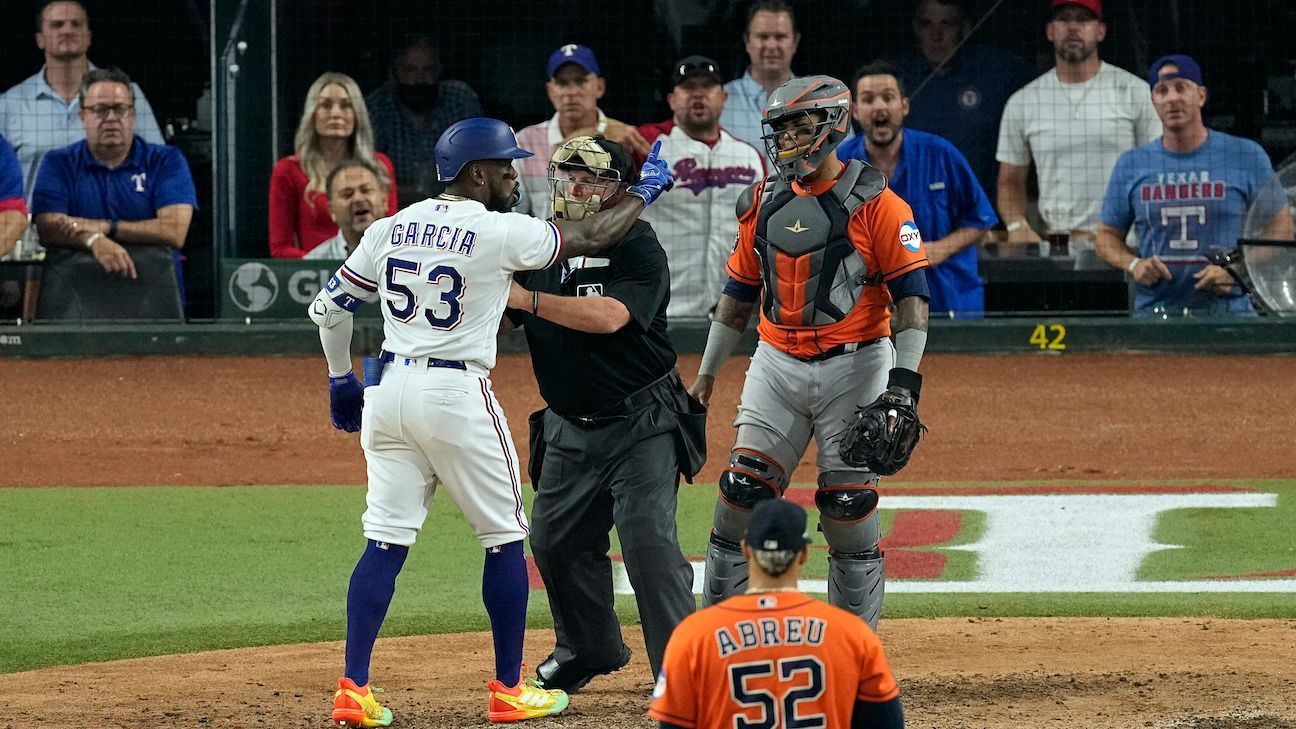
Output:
[{"xmin": 309, "ymin": 117, "xmax": 674, "ymax": 727}]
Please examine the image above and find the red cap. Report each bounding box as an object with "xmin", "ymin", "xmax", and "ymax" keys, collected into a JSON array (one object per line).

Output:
[{"xmin": 1051, "ymin": 0, "xmax": 1102, "ymax": 20}]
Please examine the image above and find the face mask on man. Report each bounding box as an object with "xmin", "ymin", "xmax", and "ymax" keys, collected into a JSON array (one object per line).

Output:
[{"xmin": 397, "ymin": 82, "xmax": 439, "ymax": 113}]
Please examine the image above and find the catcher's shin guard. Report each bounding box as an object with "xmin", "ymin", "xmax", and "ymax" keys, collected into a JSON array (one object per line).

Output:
[
  {"xmin": 703, "ymin": 532, "xmax": 747, "ymax": 606},
  {"xmin": 827, "ymin": 548, "xmax": 885, "ymax": 630}
]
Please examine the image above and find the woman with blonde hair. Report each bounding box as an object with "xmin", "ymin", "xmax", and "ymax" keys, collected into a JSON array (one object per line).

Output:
[{"xmin": 269, "ymin": 72, "xmax": 399, "ymax": 258}]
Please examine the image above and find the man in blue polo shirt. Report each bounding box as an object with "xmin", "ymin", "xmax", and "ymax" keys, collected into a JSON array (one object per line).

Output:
[
  {"xmin": 838, "ymin": 60, "xmax": 997, "ymax": 318},
  {"xmin": 31, "ymin": 68, "xmax": 195, "ymax": 320}
]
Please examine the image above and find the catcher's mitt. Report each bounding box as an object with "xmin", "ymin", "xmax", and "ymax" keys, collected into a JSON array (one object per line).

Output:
[{"xmin": 837, "ymin": 368, "xmax": 928, "ymax": 476}]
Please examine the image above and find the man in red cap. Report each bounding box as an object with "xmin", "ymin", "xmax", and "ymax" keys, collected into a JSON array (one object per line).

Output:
[{"xmin": 996, "ymin": 0, "xmax": 1161, "ymax": 268}]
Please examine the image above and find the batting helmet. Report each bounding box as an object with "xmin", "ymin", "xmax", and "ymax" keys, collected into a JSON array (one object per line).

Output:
[
  {"xmin": 760, "ymin": 75, "xmax": 851, "ymax": 181},
  {"xmin": 434, "ymin": 118, "xmax": 533, "ymax": 182}
]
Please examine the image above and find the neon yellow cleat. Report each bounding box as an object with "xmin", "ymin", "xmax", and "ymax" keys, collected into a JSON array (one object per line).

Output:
[
  {"xmin": 487, "ymin": 675, "xmax": 570, "ymax": 722},
  {"xmin": 332, "ymin": 677, "xmax": 393, "ymax": 728}
]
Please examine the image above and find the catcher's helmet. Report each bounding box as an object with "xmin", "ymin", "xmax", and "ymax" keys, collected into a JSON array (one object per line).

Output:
[
  {"xmin": 548, "ymin": 135, "xmax": 634, "ymax": 221},
  {"xmin": 760, "ymin": 75, "xmax": 851, "ymax": 181},
  {"xmin": 434, "ymin": 117, "xmax": 533, "ymax": 182}
]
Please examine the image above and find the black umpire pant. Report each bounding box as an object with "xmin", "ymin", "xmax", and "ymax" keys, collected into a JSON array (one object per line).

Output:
[{"xmin": 528, "ymin": 387, "xmax": 696, "ymax": 679}]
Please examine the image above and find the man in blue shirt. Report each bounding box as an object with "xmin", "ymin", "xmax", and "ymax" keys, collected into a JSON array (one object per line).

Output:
[
  {"xmin": 838, "ymin": 61, "xmax": 998, "ymax": 318},
  {"xmin": 1098, "ymin": 55, "xmax": 1293, "ymax": 316},
  {"xmin": 31, "ymin": 68, "xmax": 196, "ymax": 320},
  {"xmin": 719, "ymin": 0, "xmax": 800, "ymax": 148},
  {"xmin": 895, "ymin": 0, "xmax": 1035, "ymax": 202},
  {"xmin": 0, "ymin": 0, "xmax": 163, "ymax": 199},
  {"xmin": 0, "ymin": 135, "xmax": 28, "ymax": 258}
]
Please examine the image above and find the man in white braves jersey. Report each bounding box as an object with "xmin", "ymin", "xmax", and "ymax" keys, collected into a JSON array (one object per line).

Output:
[
  {"xmin": 636, "ymin": 55, "xmax": 765, "ymax": 319},
  {"xmin": 308, "ymin": 117, "xmax": 674, "ymax": 727}
]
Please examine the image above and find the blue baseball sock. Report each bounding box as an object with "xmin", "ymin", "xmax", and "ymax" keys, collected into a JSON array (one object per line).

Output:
[
  {"xmin": 482, "ymin": 540, "xmax": 528, "ymax": 687},
  {"xmin": 344, "ymin": 539, "xmax": 409, "ymax": 686}
]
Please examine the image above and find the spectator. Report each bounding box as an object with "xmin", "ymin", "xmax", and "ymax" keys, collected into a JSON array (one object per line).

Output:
[
  {"xmin": 0, "ymin": 0, "xmax": 164, "ymax": 199},
  {"xmin": 1097, "ymin": 55, "xmax": 1294, "ymax": 316},
  {"xmin": 719, "ymin": 0, "xmax": 801, "ymax": 148},
  {"xmin": 838, "ymin": 61, "xmax": 998, "ymax": 318},
  {"xmin": 0, "ymin": 135, "xmax": 27, "ymax": 258},
  {"xmin": 31, "ymin": 68, "xmax": 196, "ymax": 320},
  {"xmin": 513, "ymin": 44, "xmax": 650, "ymax": 218},
  {"xmin": 996, "ymin": 0, "xmax": 1160, "ymax": 266},
  {"xmin": 636, "ymin": 56, "xmax": 764, "ymax": 319},
  {"xmin": 303, "ymin": 159, "xmax": 389, "ymax": 260},
  {"xmin": 896, "ymin": 0, "xmax": 1034, "ymax": 201},
  {"xmin": 269, "ymin": 72, "xmax": 397, "ymax": 259},
  {"xmin": 648, "ymin": 499, "xmax": 904, "ymax": 729},
  {"xmin": 365, "ymin": 35, "xmax": 483, "ymax": 209}
]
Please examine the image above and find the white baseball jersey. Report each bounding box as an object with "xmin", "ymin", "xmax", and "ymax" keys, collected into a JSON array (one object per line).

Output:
[
  {"xmin": 338, "ymin": 195, "xmax": 561, "ymax": 369},
  {"xmin": 637, "ymin": 121, "xmax": 765, "ymax": 318}
]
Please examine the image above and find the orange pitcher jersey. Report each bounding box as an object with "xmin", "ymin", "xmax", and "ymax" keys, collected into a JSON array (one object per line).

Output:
[
  {"xmin": 726, "ymin": 174, "xmax": 928, "ymax": 359},
  {"xmin": 648, "ymin": 592, "xmax": 900, "ymax": 729}
]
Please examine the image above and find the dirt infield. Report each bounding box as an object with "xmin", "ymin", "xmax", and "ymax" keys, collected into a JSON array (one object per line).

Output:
[{"xmin": 3, "ymin": 353, "xmax": 1296, "ymax": 728}]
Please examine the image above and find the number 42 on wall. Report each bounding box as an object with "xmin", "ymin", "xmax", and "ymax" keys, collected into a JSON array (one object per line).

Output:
[{"xmin": 1029, "ymin": 323, "xmax": 1067, "ymax": 350}]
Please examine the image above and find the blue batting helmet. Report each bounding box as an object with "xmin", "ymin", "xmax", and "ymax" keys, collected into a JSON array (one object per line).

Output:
[{"xmin": 434, "ymin": 118, "xmax": 533, "ymax": 182}]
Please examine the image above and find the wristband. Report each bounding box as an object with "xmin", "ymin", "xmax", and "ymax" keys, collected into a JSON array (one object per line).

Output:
[
  {"xmin": 887, "ymin": 367, "xmax": 923, "ymax": 399},
  {"xmin": 532, "ymin": 290, "xmax": 540, "ymax": 316},
  {"xmin": 84, "ymin": 232, "xmax": 103, "ymax": 250},
  {"xmin": 108, "ymin": 220, "xmax": 119, "ymax": 240},
  {"xmin": 1005, "ymin": 220, "xmax": 1025, "ymax": 233},
  {"xmin": 1126, "ymin": 257, "xmax": 1141, "ymax": 275}
]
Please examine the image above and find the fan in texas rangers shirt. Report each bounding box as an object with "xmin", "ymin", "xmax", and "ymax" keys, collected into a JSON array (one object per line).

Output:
[
  {"xmin": 1097, "ymin": 54, "xmax": 1293, "ymax": 316},
  {"xmin": 635, "ymin": 55, "xmax": 766, "ymax": 319}
]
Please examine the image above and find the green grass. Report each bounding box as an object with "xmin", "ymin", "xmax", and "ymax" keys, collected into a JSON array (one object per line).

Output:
[{"xmin": 2, "ymin": 480, "xmax": 1293, "ymax": 674}]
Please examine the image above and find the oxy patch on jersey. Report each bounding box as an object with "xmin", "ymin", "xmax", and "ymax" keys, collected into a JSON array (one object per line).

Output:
[{"xmin": 899, "ymin": 221, "xmax": 923, "ymax": 252}]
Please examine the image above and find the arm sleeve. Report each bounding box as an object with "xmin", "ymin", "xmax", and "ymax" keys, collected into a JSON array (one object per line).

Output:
[
  {"xmin": 501, "ymin": 213, "xmax": 562, "ymax": 272},
  {"xmin": 851, "ymin": 697, "xmax": 905, "ymax": 729},
  {"xmin": 377, "ymin": 153, "xmax": 399, "ymax": 215},
  {"xmin": 152, "ymin": 148, "xmax": 198, "ymax": 209},
  {"xmin": 29, "ymin": 153, "xmax": 70, "ymax": 216},
  {"xmin": 995, "ymin": 91, "xmax": 1030, "ymax": 167},
  {"xmin": 1099, "ymin": 153, "xmax": 1136, "ymax": 231},
  {"xmin": 605, "ymin": 230, "xmax": 670, "ymax": 331},
  {"xmin": 855, "ymin": 188, "xmax": 928, "ymax": 281},
  {"xmin": 722, "ymin": 276, "xmax": 760, "ymax": 302},
  {"xmin": 0, "ymin": 134, "xmax": 25, "ymax": 214},
  {"xmin": 268, "ymin": 158, "xmax": 305, "ymax": 259},
  {"xmin": 131, "ymin": 85, "xmax": 165, "ymax": 145}
]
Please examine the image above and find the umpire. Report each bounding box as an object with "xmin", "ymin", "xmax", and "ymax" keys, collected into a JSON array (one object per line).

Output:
[{"xmin": 505, "ymin": 135, "xmax": 705, "ymax": 691}]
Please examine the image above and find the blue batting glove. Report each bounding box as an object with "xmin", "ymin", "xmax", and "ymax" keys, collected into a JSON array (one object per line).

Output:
[
  {"xmin": 628, "ymin": 139, "xmax": 674, "ymax": 206},
  {"xmin": 329, "ymin": 372, "xmax": 364, "ymax": 432}
]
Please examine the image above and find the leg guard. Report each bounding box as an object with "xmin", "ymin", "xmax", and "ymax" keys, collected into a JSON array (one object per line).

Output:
[
  {"xmin": 713, "ymin": 448, "xmax": 788, "ymax": 542},
  {"xmin": 817, "ymin": 471, "xmax": 885, "ymax": 628},
  {"xmin": 827, "ymin": 548, "xmax": 885, "ymax": 630},
  {"xmin": 703, "ymin": 532, "xmax": 748, "ymax": 606}
]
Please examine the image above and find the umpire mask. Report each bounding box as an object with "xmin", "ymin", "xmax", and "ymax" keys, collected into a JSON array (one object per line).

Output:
[
  {"xmin": 548, "ymin": 135, "xmax": 632, "ymax": 220},
  {"xmin": 761, "ymin": 75, "xmax": 851, "ymax": 181}
]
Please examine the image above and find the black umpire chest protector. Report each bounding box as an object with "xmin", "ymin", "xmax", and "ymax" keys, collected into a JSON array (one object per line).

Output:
[{"xmin": 752, "ymin": 160, "xmax": 887, "ymax": 327}]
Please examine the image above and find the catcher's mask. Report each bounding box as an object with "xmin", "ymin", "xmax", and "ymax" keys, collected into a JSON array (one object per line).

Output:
[
  {"xmin": 760, "ymin": 75, "xmax": 851, "ymax": 182},
  {"xmin": 548, "ymin": 135, "xmax": 633, "ymax": 220}
]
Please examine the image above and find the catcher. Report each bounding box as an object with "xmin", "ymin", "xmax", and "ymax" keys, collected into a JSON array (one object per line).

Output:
[{"xmin": 689, "ymin": 75, "xmax": 930, "ymax": 629}]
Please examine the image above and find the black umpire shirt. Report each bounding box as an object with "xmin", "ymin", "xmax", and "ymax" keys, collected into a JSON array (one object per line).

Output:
[{"xmin": 513, "ymin": 220, "xmax": 677, "ymax": 417}]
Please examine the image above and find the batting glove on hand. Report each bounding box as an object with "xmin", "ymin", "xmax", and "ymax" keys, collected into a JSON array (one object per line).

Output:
[
  {"xmin": 329, "ymin": 372, "xmax": 364, "ymax": 432},
  {"xmin": 628, "ymin": 140, "xmax": 674, "ymax": 206}
]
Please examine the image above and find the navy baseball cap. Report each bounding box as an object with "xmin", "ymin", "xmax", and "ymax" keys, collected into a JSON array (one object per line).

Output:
[
  {"xmin": 1148, "ymin": 54, "xmax": 1204, "ymax": 88},
  {"xmin": 671, "ymin": 55, "xmax": 723, "ymax": 88},
  {"xmin": 548, "ymin": 44, "xmax": 600, "ymax": 78},
  {"xmin": 746, "ymin": 499, "xmax": 811, "ymax": 552}
]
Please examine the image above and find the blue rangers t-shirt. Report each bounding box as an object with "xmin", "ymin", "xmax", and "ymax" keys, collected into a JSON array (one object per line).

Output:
[
  {"xmin": 838, "ymin": 128, "xmax": 998, "ymax": 318},
  {"xmin": 1101, "ymin": 131, "xmax": 1284, "ymax": 315}
]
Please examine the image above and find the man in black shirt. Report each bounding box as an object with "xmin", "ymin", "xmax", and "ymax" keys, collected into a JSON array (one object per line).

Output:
[{"xmin": 505, "ymin": 135, "xmax": 704, "ymax": 693}]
